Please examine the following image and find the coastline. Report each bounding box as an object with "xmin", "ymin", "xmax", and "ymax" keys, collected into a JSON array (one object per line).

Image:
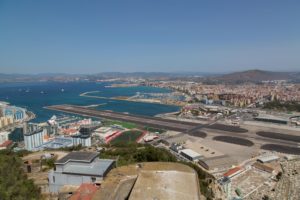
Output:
[
  {"xmin": 1, "ymin": 82, "xmax": 181, "ymax": 122},
  {"xmin": 80, "ymin": 90, "xmax": 185, "ymax": 107},
  {"xmin": 26, "ymin": 110, "xmax": 36, "ymax": 122}
]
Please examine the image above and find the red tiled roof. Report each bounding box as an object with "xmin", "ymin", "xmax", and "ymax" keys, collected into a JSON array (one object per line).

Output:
[
  {"xmin": 223, "ymin": 166, "xmax": 242, "ymax": 177},
  {"xmin": 0, "ymin": 140, "xmax": 13, "ymax": 147},
  {"xmin": 69, "ymin": 183, "xmax": 98, "ymax": 200}
]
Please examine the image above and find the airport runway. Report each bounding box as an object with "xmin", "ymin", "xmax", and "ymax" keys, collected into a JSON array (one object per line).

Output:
[
  {"xmin": 45, "ymin": 104, "xmax": 300, "ymax": 152},
  {"xmin": 45, "ymin": 104, "xmax": 250, "ymax": 132},
  {"xmin": 46, "ymin": 104, "xmax": 194, "ymax": 131}
]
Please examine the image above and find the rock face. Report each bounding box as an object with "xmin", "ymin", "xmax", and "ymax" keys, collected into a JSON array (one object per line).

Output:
[{"xmin": 206, "ymin": 179, "xmax": 226, "ymax": 200}]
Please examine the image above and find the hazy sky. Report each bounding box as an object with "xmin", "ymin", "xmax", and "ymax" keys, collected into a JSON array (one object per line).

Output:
[{"xmin": 0, "ymin": 0, "xmax": 299, "ymax": 74}]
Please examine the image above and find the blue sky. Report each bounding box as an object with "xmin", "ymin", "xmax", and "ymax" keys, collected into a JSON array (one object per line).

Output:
[{"xmin": 0, "ymin": 0, "xmax": 299, "ymax": 74}]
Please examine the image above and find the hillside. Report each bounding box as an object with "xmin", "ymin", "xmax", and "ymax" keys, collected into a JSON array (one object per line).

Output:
[{"xmin": 216, "ymin": 69, "xmax": 299, "ymax": 83}]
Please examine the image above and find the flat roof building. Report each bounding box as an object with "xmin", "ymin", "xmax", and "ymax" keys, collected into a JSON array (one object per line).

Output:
[
  {"xmin": 257, "ymin": 155, "xmax": 279, "ymax": 163},
  {"xmin": 254, "ymin": 114, "xmax": 289, "ymax": 125},
  {"xmin": 49, "ymin": 152, "xmax": 115, "ymax": 193},
  {"xmin": 223, "ymin": 166, "xmax": 244, "ymax": 179},
  {"xmin": 198, "ymin": 155, "xmax": 236, "ymax": 171},
  {"xmin": 252, "ymin": 162, "xmax": 275, "ymax": 174},
  {"xmin": 180, "ymin": 149, "xmax": 202, "ymax": 161}
]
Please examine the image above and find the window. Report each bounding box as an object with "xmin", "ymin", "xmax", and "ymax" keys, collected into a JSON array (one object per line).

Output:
[
  {"xmin": 53, "ymin": 176, "xmax": 55, "ymax": 183},
  {"xmin": 91, "ymin": 177, "xmax": 96, "ymax": 182}
]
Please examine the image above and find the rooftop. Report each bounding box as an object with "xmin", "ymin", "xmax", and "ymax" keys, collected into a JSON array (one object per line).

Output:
[
  {"xmin": 93, "ymin": 162, "xmax": 200, "ymax": 200},
  {"xmin": 252, "ymin": 162, "xmax": 275, "ymax": 173},
  {"xmin": 223, "ymin": 166, "xmax": 243, "ymax": 177},
  {"xmin": 129, "ymin": 170, "xmax": 200, "ymax": 200},
  {"xmin": 63, "ymin": 158, "xmax": 115, "ymax": 177},
  {"xmin": 180, "ymin": 149, "xmax": 202, "ymax": 158},
  {"xmin": 255, "ymin": 114, "xmax": 289, "ymax": 122},
  {"xmin": 0, "ymin": 140, "xmax": 13, "ymax": 147},
  {"xmin": 257, "ymin": 155, "xmax": 280, "ymax": 163},
  {"xmin": 35, "ymin": 137, "xmax": 73, "ymax": 150},
  {"xmin": 199, "ymin": 155, "xmax": 237, "ymax": 170},
  {"xmin": 69, "ymin": 183, "xmax": 98, "ymax": 200},
  {"xmin": 56, "ymin": 152, "xmax": 99, "ymax": 165}
]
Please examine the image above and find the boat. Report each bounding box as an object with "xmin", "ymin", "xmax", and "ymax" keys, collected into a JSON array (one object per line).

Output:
[
  {"xmin": 25, "ymin": 89, "xmax": 30, "ymax": 93},
  {"xmin": 61, "ymin": 88, "xmax": 65, "ymax": 92}
]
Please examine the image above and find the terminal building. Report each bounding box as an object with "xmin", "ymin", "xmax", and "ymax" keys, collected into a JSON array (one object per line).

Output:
[
  {"xmin": 48, "ymin": 152, "xmax": 115, "ymax": 193},
  {"xmin": 257, "ymin": 154, "xmax": 279, "ymax": 163},
  {"xmin": 198, "ymin": 155, "xmax": 236, "ymax": 171},
  {"xmin": 251, "ymin": 112, "xmax": 300, "ymax": 127},
  {"xmin": 180, "ymin": 149, "xmax": 203, "ymax": 161}
]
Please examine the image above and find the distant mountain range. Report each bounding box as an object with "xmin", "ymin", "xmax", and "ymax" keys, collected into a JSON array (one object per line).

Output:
[
  {"xmin": 0, "ymin": 70, "xmax": 299, "ymax": 83},
  {"xmin": 0, "ymin": 72, "xmax": 219, "ymax": 82},
  {"xmin": 213, "ymin": 70, "xmax": 300, "ymax": 83}
]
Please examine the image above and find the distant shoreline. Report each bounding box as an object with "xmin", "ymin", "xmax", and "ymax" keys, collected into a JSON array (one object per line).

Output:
[{"xmin": 79, "ymin": 91, "xmax": 183, "ymax": 107}]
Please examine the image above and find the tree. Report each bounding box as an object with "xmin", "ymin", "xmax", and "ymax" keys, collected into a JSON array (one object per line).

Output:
[{"xmin": 0, "ymin": 150, "xmax": 41, "ymax": 200}]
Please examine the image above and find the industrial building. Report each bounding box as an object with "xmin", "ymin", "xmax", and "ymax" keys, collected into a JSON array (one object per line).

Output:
[
  {"xmin": 254, "ymin": 114, "xmax": 289, "ymax": 125},
  {"xmin": 48, "ymin": 152, "xmax": 115, "ymax": 193},
  {"xmin": 170, "ymin": 143, "xmax": 184, "ymax": 153},
  {"xmin": 198, "ymin": 155, "xmax": 236, "ymax": 171},
  {"xmin": 180, "ymin": 148, "xmax": 203, "ymax": 161},
  {"xmin": 257, "ymin": 155, "xmax": 280, "ymax": 163},
  {"xmin": 252, "ymin": 162, "xmax": 275, "ymax": 174},
  {"xmin": 223, "ymin": 166, "xmax": 245, "ymax": 179}
]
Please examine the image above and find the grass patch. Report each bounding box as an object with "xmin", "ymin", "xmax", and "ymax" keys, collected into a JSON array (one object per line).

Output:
[
  {"xmin": 104, "ymin": 120, "xmax": 137, "ymax": 129},
  {"xmin": 144, "ymin": 126, "xmax": 165, "ymax": 134}
]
